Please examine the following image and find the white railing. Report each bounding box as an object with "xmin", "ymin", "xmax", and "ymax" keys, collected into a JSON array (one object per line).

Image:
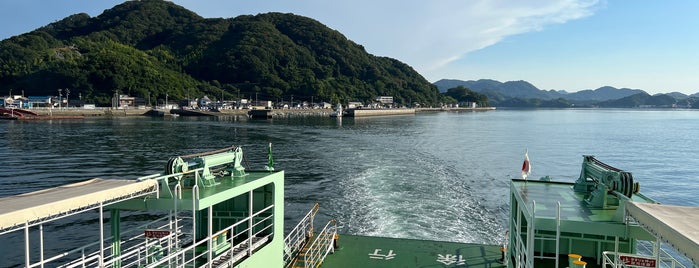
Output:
[
  {"xmin": 56, "ymin": 217, "xmax": 185, "ymax": 268},
  {"xmin": 15, "ymin": 154, "xmax": 277, "ymax": 268},
  {"xmin": 146, "ymin": 204, "xmax": 275, "ymax": 268},
  {"xmin": 300, "ymin": 220, "xmax": 337, "ymax": 268},
  {"xmin": 533, "ymin": 201, "xmax": 561, "ymax": 267},
  {"xmin": 30, "ymin": 215, "xmax": 175, "ymax": 267},
  {"xmin": 283, "ymin": 203, "xmax": 319, "ymax": 266},
  {"xmin": 55, "ymin": 202, "xmax": 274, "ymax": 268}
]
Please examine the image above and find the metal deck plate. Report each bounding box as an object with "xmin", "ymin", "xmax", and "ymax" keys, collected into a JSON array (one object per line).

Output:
[{"xmin": 320, "ymin": 234, "xmax": 505, "ymax": 268}]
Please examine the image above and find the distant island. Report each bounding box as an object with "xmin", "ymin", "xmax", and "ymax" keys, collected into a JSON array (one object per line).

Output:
[{"xmin": 435, "ymin": 79, "xmax": 699, "ymax": 108}]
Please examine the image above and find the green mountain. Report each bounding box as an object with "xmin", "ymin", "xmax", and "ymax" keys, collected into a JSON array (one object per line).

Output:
[
  {"xmin": 0, "ymin": 0, "xmax": 441, "ymax": 106},
  {"xmin": 433, "ymin": 79, "xmax": 699, "ymax": 108},
  {"xmin": 597, "ymin": 93, "xmax": 677, "ymax": 108}
]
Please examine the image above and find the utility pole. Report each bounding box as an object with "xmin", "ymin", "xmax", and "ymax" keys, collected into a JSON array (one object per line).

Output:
[{"xmin": 58, "ymin": 89, "xmax": 62, "ymax": 109}]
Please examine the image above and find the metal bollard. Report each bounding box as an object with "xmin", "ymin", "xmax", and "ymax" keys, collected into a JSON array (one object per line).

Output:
[{"xmin": 568, "ymin": 253, "xmax": 582, "ymax": 267}]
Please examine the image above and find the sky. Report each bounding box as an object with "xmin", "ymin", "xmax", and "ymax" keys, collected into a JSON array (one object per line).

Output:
[{"xmin": 1, "ymin": 0, "xmax": 698, "ymax": 95}]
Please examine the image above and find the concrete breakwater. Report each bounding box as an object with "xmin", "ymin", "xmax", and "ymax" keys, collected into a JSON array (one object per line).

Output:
[
  {"xmin": 343, "ymin": 107, "xmax": 495, "ymax": 117},
  {"xmin": 417, "ymin": 107, "xmax": 496, "ymax": 112},
  {"xmin": 23, "ymin": 107, "xmax": 494, "ymax": 118},
  {"xmin": 28, "ymin": 108, "xmax": 147, "ymax": 117},
  {"xmin": 28, "ymin": 108, "xmax": 336, "ymax": 117},
  {"xmin": 345, "ymin": 108, "xmax": 416, "ymax": 117}
]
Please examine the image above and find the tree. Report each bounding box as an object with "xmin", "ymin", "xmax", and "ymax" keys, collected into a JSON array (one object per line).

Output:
[{"xmin": 443, "ymin": 86, "xmax": 490, "ymax": 106}]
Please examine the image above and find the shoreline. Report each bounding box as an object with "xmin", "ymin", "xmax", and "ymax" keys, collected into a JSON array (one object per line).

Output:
[{"xmin": 16, "ymin": 107, "xmax": 496, "ymax": 118}]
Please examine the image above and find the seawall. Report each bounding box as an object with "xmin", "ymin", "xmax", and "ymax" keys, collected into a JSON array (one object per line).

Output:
[
  {"xmin": 20, "ymin": 107, "xmax": 495, "ymax": 118},
  {"xmin": 29, "ymin": 108, "xmax": 148, "ymax": 117},
  {"xmin": 346, "ymin": 108, "xmax": 416, "ymax": 117}
]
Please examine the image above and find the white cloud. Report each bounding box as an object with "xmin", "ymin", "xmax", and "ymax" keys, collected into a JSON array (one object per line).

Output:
[
  {"xmin": 303, "ymin": 0, "xmax": 602, "ymax": 78},
  {"xmin": 176, "ymin": 0, "xmax": 602, "ymax": 80}
]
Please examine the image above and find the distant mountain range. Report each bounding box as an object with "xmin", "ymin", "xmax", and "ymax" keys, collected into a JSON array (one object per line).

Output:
[{"xmin": 434, "ymin": 79, "xmax": 699, "ymax": 108}]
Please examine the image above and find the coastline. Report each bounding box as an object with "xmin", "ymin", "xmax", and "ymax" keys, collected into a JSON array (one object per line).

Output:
[{"xmin": 17, "ymin": 107, "xmax": 496, "ymax": 118}]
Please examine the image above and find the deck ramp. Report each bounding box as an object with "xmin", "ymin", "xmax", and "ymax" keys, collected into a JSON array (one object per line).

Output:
[
  {"xmin": 0, "ymin": 178, "xmax": 157, "ymax": 234},
  {"xmin": 290, "ymin": 232, "xmax": 334, "ymax": 268},
  {"xmin": 289, "ymin": 235, "xmax": 315, "ymax": 268},
  {"xmin": 211, "ymin": 236, "xmax": 269, "ymax": 268},
  {"xmin": 626, "ymin": 202, "xmax": 699, "ymax": 264}
]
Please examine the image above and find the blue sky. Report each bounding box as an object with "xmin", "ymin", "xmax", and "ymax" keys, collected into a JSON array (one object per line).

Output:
[{"xmin": 1, "ymin": 0, "xmax": 697, "ymax": 94}]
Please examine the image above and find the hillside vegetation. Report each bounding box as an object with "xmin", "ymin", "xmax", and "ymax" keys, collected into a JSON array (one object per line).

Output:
[{"xmin": 0, "ymin": 0, "xmax": 442, "ymax": 106}]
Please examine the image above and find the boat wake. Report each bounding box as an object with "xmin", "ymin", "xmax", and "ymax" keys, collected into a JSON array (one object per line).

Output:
[{"xmin": 332, "ymin": 146, "xmax": 507, "ymax": 245}]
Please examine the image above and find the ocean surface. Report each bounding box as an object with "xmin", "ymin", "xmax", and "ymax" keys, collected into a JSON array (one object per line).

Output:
[{"xmin": 1, "ymin": 109, "xmax": 698, "ymax": 266}]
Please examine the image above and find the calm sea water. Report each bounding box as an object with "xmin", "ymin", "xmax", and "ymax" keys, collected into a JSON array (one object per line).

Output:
[{"xmin": 1, "ymin": 109, "xmax": 698, "ymax": 266}]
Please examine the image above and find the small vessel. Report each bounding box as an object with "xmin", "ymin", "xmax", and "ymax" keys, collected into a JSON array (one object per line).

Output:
[
  {"xmin": 0, "ymin": 107, "xmax": 39, "ymax": 117},
  {"xmin": 0, "ymin": 148, "xmax": 697, "ymax": 267},
  {"xmin": 329, "ymin": 103, "xmax": 343, "ymax": 117}
]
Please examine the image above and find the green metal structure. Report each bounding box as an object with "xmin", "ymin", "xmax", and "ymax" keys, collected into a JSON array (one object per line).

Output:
[
  {"xmin": 109, "ymin": 145, "xmax": 286, "ymax": 267},
  {"xmin": 507, "ymin": 155, "xmax": 657, "ymax": 267},
  {"xmin": 0, "ymin": 146, "xmax": 288, "ymax": 267},
  {"xmin": 2, "ymin": 151, "xmax": 697, "ymax": 268}
]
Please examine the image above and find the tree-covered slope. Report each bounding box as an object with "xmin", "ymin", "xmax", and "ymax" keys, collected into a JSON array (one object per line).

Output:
[{"xmin": 0, "ymin": 0, "xmax": 440, "ymax": 106}]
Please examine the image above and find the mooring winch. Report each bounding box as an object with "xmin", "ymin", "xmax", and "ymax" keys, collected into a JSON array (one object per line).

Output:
[
  {"xmin": 165, "ymin": 146, "xmax": 247, "ymax": 187},
  {"xmin": 573, "ymin": 155, "xmax": 640, "ymax": 209}
]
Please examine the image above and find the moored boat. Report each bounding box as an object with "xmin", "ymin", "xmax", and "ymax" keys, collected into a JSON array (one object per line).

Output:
[{"xmin": 329, "ymin": 103, "xmax": 343, "ymax": 118}]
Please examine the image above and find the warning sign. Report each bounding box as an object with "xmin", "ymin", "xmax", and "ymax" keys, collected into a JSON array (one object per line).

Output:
[
  {"xmin": 144, "ymin": 229, "xmax": 171, "ymax": 239},
  {"xmin": 620, "ymin": 255, "xmax": 656, "ymax": 267}
]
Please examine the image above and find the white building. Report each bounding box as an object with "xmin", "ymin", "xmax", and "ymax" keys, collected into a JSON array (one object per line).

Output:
[{"xmin": 376, "ymin": 96, "xmax": 393, "ymax": 104}]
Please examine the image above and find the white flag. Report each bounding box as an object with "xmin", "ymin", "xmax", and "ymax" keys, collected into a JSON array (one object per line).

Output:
[{"xmin": 521, "ymin": 150, "xmax": 531, "ymax": 180}]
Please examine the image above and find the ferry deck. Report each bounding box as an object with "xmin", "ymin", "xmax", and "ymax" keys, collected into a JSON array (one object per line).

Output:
[{"xmin": 0, "ymin": 149, "xmax": 697, "ymax": 268}]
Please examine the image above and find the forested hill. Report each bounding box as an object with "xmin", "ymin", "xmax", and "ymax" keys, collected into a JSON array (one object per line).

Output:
[{"xmin": 0, "ymin": 0, "xmax": 441, "ymax": 106}]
